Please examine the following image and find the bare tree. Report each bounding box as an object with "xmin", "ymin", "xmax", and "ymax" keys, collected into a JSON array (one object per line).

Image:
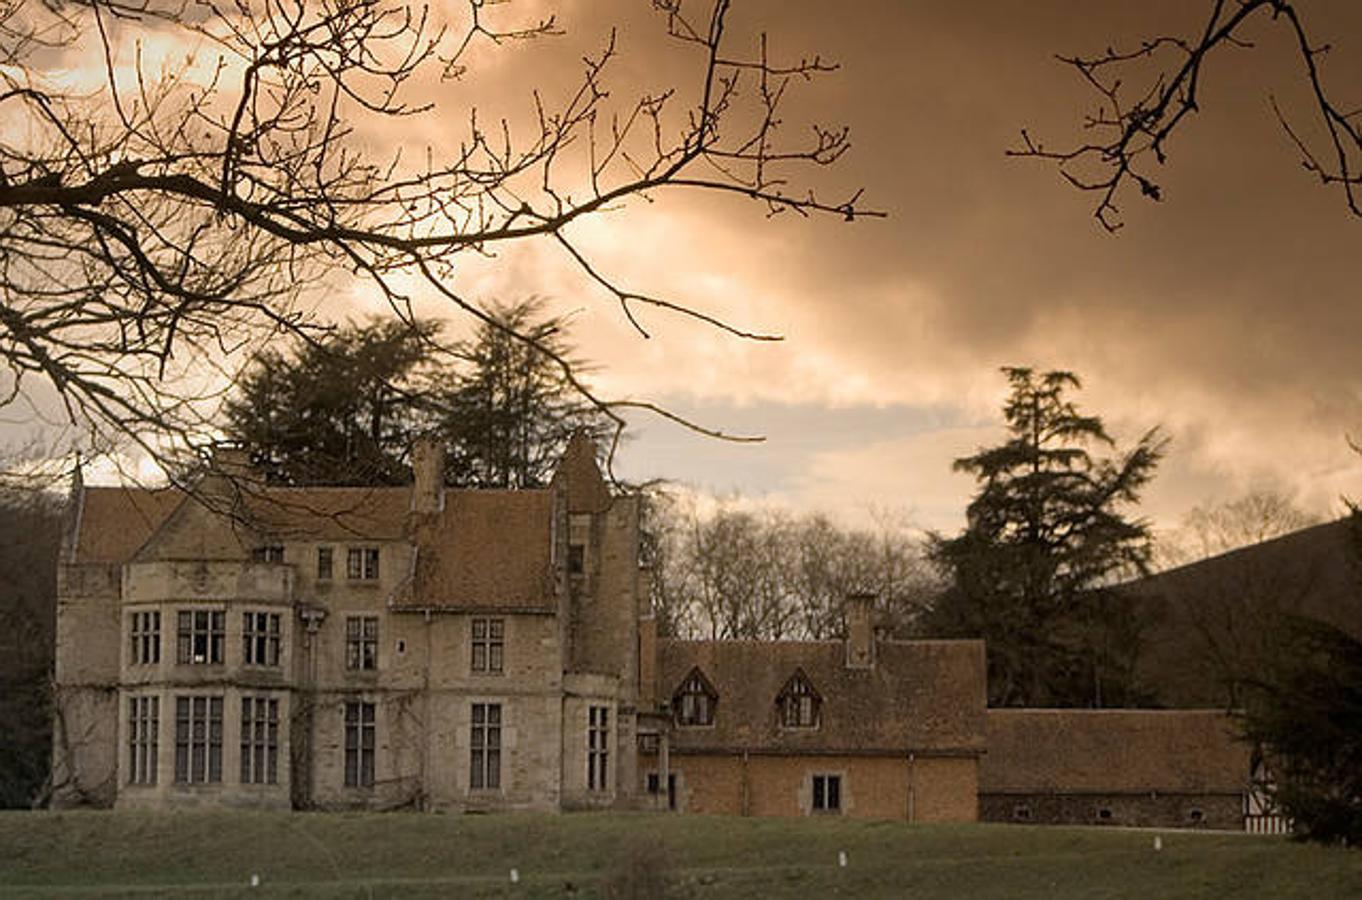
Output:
[
  {"xmin": 1012, "ymin": 0, "xmax": 1361, "ymax": 230},
  {"xmin": 649, "ymin": 494, "xmax": 935, "ymax": 641},
  {"xmin": 1158, "ymin": 489, "xmax": 1322, "ymax": 568},
  {"xmin": 0, "ymin": 1, "xmax": 877, "ymax": 472}
]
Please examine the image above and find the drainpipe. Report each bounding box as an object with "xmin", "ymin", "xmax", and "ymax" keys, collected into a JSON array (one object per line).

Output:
[
  {"xmin": 741, "ymin": 751, "xmax": 750, "ymax": 816},
  {"xmin": 423, "ymin": 608, "xmax": 433, "ymax": 811},
  {"xmin": 907, "ymin": 752, "xmax": 917, "ymax": 823}
]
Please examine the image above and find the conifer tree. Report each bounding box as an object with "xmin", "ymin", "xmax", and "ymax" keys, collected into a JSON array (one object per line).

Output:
[{"xmin": 926, "ymin": 368, "xmax": 1165, "ymax": 707}]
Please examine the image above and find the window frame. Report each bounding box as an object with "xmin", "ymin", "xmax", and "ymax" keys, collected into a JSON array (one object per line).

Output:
[
  {"xmin": 317, "ymin": 546, "xmax": 334, "ymax": 581},
  {"xmin": 587, "ymin": 705, "xmax": 609, "ymax": 792},
  {"xmin": 174, "ymin": 695, "xmax": 223, "ymax": 784},
  {"xmin": 344, "ymin": 700, "xmax": 376, "ymax": 788},
  {"xmin": 811, "ymin": 773, "xmax": 842, "ymax": 814},
  {"xmin": 129, "ymin": 610, "xmax": 161, "ymax": 666},
  {"xmin": 251, "ymin": 544, "xmax": 284, "ymax": 563},
  {"xmin": 242, "ymin": 611, "xmax": 282, "ymax": 667},
  {"xmin": 346, "ymin": 547, "xmax": 381, "ymax": 580},
  {"xmin": 127, "ymin": 695, "xmax": 159, "ymax": 785},
  {"xmin": 470, "ymin": 617, "xmax": 505, "ymax": 675},
  {"xmin": 345, "ymin": 616, "xmax": 379, "ymax": 671},
  {"xmin": 673, "ymin": 668, "xmax": 717, "ymax": 727},
  {"xmin": 240, "ymin": 696, "xmax": 279, "ymax": 785},
  {"xmin": 470, "ymin": 702, "xmax": 502, "ymax": 791},
  {"xmin": 777, "ymin": 670, "xmax": 822, "ymax": 729},
  {"xmin": 176, "ymin": 609, "xmax": 225, "ymax": 666}
]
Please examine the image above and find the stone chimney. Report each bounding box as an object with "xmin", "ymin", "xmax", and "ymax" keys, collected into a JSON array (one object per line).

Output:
[
  {"xmin": 844, "ymin": 592, "xmax": 876, "ymax": 669},
  {"xmin": 210, "ymin": 444, "xmax": 262, "ymax": 486},
  {"xmin": 410, "ymin": 438, "xmax": 445, "ymax": 514}
]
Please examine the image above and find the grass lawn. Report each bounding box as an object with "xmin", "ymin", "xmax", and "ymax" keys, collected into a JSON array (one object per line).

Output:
[{"xmin": 1, "ymin": 810, "xmax": 1360, "ymax": 899}]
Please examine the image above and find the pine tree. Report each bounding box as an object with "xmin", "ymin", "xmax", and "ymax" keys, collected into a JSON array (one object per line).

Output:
[{"xmin": 926, "ymin": 368, "xmax": 1165, "ymax": 707}]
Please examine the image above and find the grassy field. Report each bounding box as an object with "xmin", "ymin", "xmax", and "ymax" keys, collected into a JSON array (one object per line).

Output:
[{"xmin": 2, "ymin": 810, "xmax": 1360, "ymax": 899}]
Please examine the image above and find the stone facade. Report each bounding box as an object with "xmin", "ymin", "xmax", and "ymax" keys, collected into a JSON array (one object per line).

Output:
[{"xmin": 52, "ymin": 435, "xmax": 646, "ymax": 813}]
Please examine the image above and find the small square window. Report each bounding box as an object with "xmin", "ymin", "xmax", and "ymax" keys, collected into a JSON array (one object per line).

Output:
[
  {"xmin": 812, "ymin": 774, "xmax": 841, "ymax": 814},
  {"xmin": 347, "ymin": 547, "xmax": 380, "ymax": 580},
  {"xmin": 1013, "ymin": 803, "xmax": 1033, "ymax": 822}
]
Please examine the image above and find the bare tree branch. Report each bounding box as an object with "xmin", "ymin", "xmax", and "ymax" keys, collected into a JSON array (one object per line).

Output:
[
  {"xmin": 0, "ymin": 0, "xmax": 879, "ymax": 476},
  {"xmin": 1011, "ymin": 0, "xmax": 1362, "ymax": 231}
]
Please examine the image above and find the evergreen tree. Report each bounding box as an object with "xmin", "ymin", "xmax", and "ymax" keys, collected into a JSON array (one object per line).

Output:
[
  {"xmin": 225, "ymin": 319, "xmax": 440, "ymax": 486},
  {"xmin": 1240, "ymin": 613, "xmax": 1362, "ymax": 845},
  {"xmin": 437, "ymin": 299, "xmax": 614, "ymax": 489},
  {"xmin": 926, "ymin": 368, "xmax": 1165, "ymax": 707},
  {"xmin": 224, "ymin": 301, "xmax": 614, "ymax": 488}
]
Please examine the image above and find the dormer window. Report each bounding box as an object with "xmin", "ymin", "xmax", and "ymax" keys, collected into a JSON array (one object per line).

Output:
[
  {"xmin": 673, "ymin": 667, "xmax": 717, "ymax": 727},
  {"xmin": 778, "ymin": 670, "xmax": 821, "ymax": 729}
]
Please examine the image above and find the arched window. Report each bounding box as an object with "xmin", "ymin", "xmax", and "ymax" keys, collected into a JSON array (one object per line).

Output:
[
  {"xmin": 778, "ymin": 670, "xmax": 821, "ymax": 728},
  {"xmin": 673, "ymin": 668, "xmax": 717, "ymax": 726}
]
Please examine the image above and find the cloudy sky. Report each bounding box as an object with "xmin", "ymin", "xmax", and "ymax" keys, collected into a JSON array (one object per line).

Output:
[
  {"xmin": 47, "ymin": 1, "xmax": 1362, "ymax": 538},
  {"xmin": 392, "ymin": 0, "xmax": 1362, "ymax": 536}
]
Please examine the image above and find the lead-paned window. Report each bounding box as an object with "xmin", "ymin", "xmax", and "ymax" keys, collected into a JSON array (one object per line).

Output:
[
  {"xmin": 674, "ymin": 668, "xmax": 717, "ymax": 727},
  {"xmin": 177, "ymin": 610, "xmax": 224, "ymax": 665},
  {"xmin": 346, "ymin": 547, "xmax": 380, "ymax": 580},
  {"xmin": 240, "ymin": 696, "xmax": 279, "ymax": 785},
  {"xmin": 587, "ymin": 706, "xmax": 609, "ymax": 792},
  {"xmin": 471, "ymin": 618, "xmax": 504, "ymax": 674},
  {"xmin": 128, "ymin": 696, "xmax": 158, "ymax": 785},
  {"xmin": 174, "ymin": 695, "xmax": 223, "ymax": 784},
  {"xmin": 346, "ymin": 616, "xmax": 378, "ymax": 670},
  {"xmin": 243, "ymin": 612, "xmax": 282, "ymax": 667},
  {"xmin": 470, "ymin": 703, "xmax": 501, "ymax": 790},
  {"xmin": 130, "ymin": 611, "xmax": 160, "ymax": 665},
  {"xmin": 778, "ymin": 671, "xmax": 821, "ymax": 729},
  {"xmin": 344, "ymin": 701, "xmax": 375, "ymax": 787},
  {"xmin": 317, "ymin": 546, "xmax": 334, "ymax": 580}
]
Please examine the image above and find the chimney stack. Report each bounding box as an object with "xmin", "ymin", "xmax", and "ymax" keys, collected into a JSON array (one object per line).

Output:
[
  {"xmin": 411, "ymin": 438, "xmax": 445, "ymax": 514},
  {"xmin": 845, "ymin": 592, "xmax": 876, "ymax": 669}
]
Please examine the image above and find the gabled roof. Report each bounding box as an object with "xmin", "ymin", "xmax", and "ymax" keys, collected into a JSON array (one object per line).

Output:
[
  {"xmin": 69, "ymin": 487, "xmax": 184, "ymax": 563},
  {"xmin": 981, "ymin": 709, "xmax": 1250, "ymax": 794},
  {"xmin": 659, "ymin": 638, "xmax": 986, "ymax": 755}
]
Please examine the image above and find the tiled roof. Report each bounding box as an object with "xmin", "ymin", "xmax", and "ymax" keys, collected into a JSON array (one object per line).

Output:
[
  {"xmin": 69, "ymin": 481, "xmax": 558, "ymax": 610},
  {"xmin": 70, "ymin": 487, "xmax": 184, "ymax": 563},
  {"xmin": 658, "ymin": 638, "xmax": 987, "ymax": 755},
  {"xmin": 980, "ymin": 709, "xmax": 1250, "ymax": 794},
  {"xmin": 402, "ymin": 490, "xmax": 555, "ymax": 611},
  {"xmin": 244, "ymin": 486, "xmax": 414, "ymax": 541}
]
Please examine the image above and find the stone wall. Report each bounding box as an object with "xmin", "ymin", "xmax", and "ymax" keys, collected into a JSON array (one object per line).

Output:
[{"xmin": 979, "ymin": 791, "xmax": 1243, "ymax": 830}]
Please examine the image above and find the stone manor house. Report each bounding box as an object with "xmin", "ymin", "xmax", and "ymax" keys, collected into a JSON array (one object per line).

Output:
[{"xmin": 52, "ymin": 436, "xmax": 1252, "ymax": 826}]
